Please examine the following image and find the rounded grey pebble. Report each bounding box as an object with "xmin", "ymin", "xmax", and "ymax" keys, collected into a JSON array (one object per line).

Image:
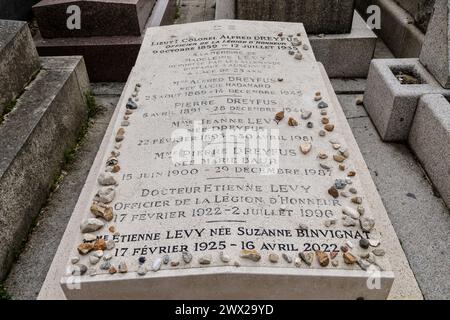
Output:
[{"xmin": 359, "ymin": 239, "xmax": 370, "ymax": 249}]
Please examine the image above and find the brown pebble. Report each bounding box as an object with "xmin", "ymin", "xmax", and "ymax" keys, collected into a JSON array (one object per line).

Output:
[
  {"xmin": 322, "ymin": 117, "xmax": 330, "ymax": 125},
  {"xmin": 318, "ymin": 152, "xmax": 328, "ymax": 160},
  {"xmin": 93, "ymin": 239, "xmax": 107, "ymax": 251},
  {"xmin": 340, "ymin": 245, "xmax": 349, "ymax": 253},
  {"xmin": 109, "ymin": 266, "xmax": 117, "ymax": 274},
  {"xmin": 343, "ymin": 252, "xmax": 357, "ymax": 265},
  {"xmin": 112, "ymin": 165, "xmax": 121, "ymax": 173},
  {"xmin": 330, "ymin": 251, "xmax": 338, "ymax": 260},
  {"xmin": 351, "ymin": 197, "xmax": 363, "ymax": 205},
  {"xmin": 77, "ymin": 243, "xmax": 94, "ymax": 255},
  {"xmin": 339, "ymin": 164, "xmax": 346, "ymax": 171},
  {"xmin": 170, "ymin": 261, "xmax": 180, "ymax": 267},
  {"xmin": 316, "ymin": 250, "xmax": 330, "ymax": 267},
  {"xmin": 333, "ymin": 155, "xmax": 346, "ymax": 163},
  {"xmin": 348, "ymin": 171, "xmax": 356, "ymax": 177},
  {"xmin": 324, "ymin": 124, "xmax": 335, "ymax": 132},
  {"xmin": 328, "ymin": 186, "xmax": 339, "ymax": 198},
  {"xmin": 288, "ymin": 117, "xmax": 299, "ymax": 127},
  {"xmin": 275, "ymin": 111, "xmax": 285, "ymax": 122},
  {"xmin": 109, "ymin": 226, "xmax": 116, "ymax": 233}
]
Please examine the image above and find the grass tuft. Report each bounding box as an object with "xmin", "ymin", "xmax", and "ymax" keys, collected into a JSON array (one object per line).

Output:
[
  {"xmin": 0, "ymin": 99, "xmax": 17, "ymax": 125},
  {"xmin": 0, "ymin": 283, "xmax": 11, "ymax": 300}
]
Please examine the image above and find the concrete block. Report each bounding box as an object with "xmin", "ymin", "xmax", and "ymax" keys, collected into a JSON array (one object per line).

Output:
[
  {"xmin": 355, "ymin": 0, "xmax": 424, "ymax": 57},
  {"xmin": 409, "ymin": 94, "xmax": 450, "ymax": 208},
  {"xmin": 310, "ymin": 11, "xmax": 377, "ymax": 78},
  {"xmin": 235, "ymin": 0, "xmax": 355, "ymax": 34},
  {"xmin": 0, "ymin": 56, "xmax": 90, "ymax": 281},
  {"xmin": 363, "ymin": 58, "xmax": 447, "ymax": 141},
  {"xmin": 0, "ymin": 20, "xmax": 40, "ymax": 115},
  {"xmin": 33, "ymin": 0, "xmax": 157, "ymax": 38},
  {"xmin": 419, "ymin": 0, "xmax": 450, "ymax": 89},
  {"xmin": 0, "ymin": 0, "xmax": 39, "ymax": 20}
]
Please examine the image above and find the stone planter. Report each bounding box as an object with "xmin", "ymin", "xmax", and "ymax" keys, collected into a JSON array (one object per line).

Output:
[
  {"xmin": 363, "ymin": 58, "xmax": 448, "ymax": 141},
  {"xmin": 409, "ymin": 94, "xmax": 450, "ymax": 208}
]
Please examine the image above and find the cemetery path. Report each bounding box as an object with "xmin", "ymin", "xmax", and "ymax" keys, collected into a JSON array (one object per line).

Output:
[{"xmin": 3, "ymin": 5, "xmax": 449, "ymax": 300}]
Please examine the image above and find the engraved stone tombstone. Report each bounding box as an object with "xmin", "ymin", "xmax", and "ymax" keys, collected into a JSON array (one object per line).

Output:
[
  {"xmin": 419, "ymin": 0, "xmax": 450, "ymax": 89},
  {"xmin": 58, "ymin": 20, "xmax": 396, "ymax": 299}
]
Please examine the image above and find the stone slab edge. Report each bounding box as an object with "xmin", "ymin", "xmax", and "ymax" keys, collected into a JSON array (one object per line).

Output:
[{"xmin": 0, "ymin": 56, "xmax": 90, "ymax": 281}]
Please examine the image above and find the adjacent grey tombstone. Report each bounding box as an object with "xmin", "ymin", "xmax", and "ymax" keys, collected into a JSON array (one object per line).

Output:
[
  {"xmin": 419, "ymin": 0, "xmax": 450, "ymax": 89},
  {"xmin": 0, "ymin": 20, "xmax": 40, "ymax": 115},
  {"xmin": 0, "ymin": 19, "xmax": 91, "ymax": 282},
  {"xmin": 236, "ymin": 0, "xmax": 355, "ymax": 34}
]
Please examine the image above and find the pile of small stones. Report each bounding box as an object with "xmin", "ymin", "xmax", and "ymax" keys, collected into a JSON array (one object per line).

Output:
[
  {"xmin": 271, "ymin": 54, "xmax": 382, "ymax": 271},
  {"xmin": 69, "ymin": 83, "xmax": 141, "ymax": 277}
]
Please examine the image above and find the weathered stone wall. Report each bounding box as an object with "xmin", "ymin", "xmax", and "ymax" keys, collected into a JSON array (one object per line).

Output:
[
  {"xmin": 395, "ymin": 0, "xmax": 435, "ymax": 33},
  {"xmin": 0, "ymin": 0, "xmax": 40, "ymax": 20},
  {"xmin": 236, "ymin": 0, "xmax": 355, "ymax": 34}
]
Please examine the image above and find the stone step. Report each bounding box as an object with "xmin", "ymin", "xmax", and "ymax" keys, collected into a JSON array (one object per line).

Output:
[
  {"xmin": 0, "ymin": 20, "xmax": 40, "ymax": 115},
  {"xmin": 0, "ymin": 56, "xmax": 90, "ymax": 281},
  {"xmin": 33, "ymin": 0, "xmax": 157, "ymax": 38},
  {"xmin": 34, "ymin": 0, "xmax": 178, "ymax": 82}
]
